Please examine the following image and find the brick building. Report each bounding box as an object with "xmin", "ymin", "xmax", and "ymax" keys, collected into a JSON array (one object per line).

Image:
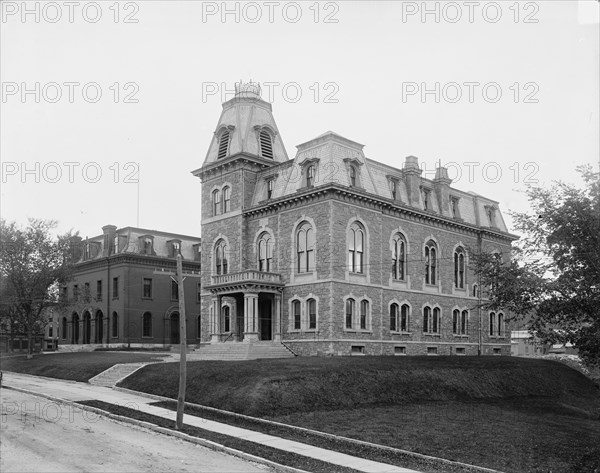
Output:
[
  {"xmin": 193, "ymin": 83, "xmax": 517, "ymax": 356},
  {"xmin": 55, "ymin": 225, "xmax": 201, "ymax": 349}
]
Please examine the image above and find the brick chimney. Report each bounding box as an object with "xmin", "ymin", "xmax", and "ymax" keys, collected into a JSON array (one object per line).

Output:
[
  {"xmin": 434, "ymin": 166, "xmax": 452, "ymax": 217},
  {"xmin": 102, "ymin": 225, "xmax": 117, "ymax": 256},
  {"xmin": 403, "ymin": 156, "xmax": 423, "ymax": 207}
]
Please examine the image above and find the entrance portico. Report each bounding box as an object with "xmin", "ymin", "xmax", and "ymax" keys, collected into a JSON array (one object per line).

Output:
[{"xmin": 206, "ymin": 271, "xmax": 283, "ymax": 344}]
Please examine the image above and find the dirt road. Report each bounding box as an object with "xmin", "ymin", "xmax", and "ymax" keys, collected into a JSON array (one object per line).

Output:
[{"xmin": 0, "ymin": 388, "xmax": 274, "ymax": 473}]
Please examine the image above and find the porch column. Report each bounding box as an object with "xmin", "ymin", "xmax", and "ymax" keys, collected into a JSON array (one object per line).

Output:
[
  {"xmin": 243, "ymin": 293, "xmax": 259, "ymax": 342},
  {"xmin": 210, "ymin": 295, "xmax": 220, "ymax": 343},
  {"xmin": 273, "ymin": 293, "xmax": 282, "ymax": 342}
]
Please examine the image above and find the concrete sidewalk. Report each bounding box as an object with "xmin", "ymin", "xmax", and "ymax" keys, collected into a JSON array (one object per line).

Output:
[{"xmin": 2, "ymin": 372, "xmax": 419, "ymax": 473}]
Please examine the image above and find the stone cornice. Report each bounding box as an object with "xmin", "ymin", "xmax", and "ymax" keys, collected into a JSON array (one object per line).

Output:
[
  {"xmin": 74, "ymin": 254, "xmax": 201, "ymax": 272},
  {"xmin": 244, "ymin": 183, "xmax": 518, "ymax": 242},
  {"xmin": 192, "ymin": 153, "xmax": 278, "ymax": 181}
]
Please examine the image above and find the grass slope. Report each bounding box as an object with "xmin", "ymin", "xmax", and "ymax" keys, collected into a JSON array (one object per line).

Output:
[
  {"xmin": 120, "ymin": 356, "xmax": 600, "ymax": 417},
  {"xmin": 119, "ymin": 356, "xmax": 600, "ymax": 472},
  {"xmin": 0, "ymin": 352, "xmax": 167, "ymax": 382}
]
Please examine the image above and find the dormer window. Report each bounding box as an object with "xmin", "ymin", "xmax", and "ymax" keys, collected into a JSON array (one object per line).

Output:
[
  {"xmin": 169, "ymin": 240, "xmax": 182, "ymax": 258},
  {"xmin": 307, "ymin": 165, "xmax": 315, "ymax": 187},
  {"xmin": 217, "ymin": 130, "xmax": 230, "ymax": 159},
  {"xmin": 349, "ymin": 166, "xmax": 357, "ymax": 186},
  {"xmin": 422, "ymin": 188, "xmax": 431, "ymax": 211},
  {"xmin": 83, "ymin": 242, "xmax": 91, "ymax": 260},
  {"xmin": 485, "ymin": 206, "xmax": 497, "ymax": 226},
  {"xmin": 259, "ymin": 130, "xmax": 273, "ymax": 159},
  {"xmin": 267, "ymin": 179, "xmax": 274, "ymax": 199},
  {"xmin": 113, "ymin": 234, "xmax": 120, "ymax": 254},
  {"xmin": 450, "ymin": 196, "xmax": 460, "ymax": 218},
  {"xmin": 390, "ymin": 179, "xmax": 397, "ymax": 200},
  {"xmin": 139, "ymin": 235, "xmax": 154, "ymax": 255}
]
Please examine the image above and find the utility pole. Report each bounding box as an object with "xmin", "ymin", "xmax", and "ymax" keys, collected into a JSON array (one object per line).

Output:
[
  {"xmin": 153, "ymin": 258, "xmax": 202, "ymax": 431},
  {"xmin": 175, "ymin": 253, "xmax": 187, "ymax": 430}
]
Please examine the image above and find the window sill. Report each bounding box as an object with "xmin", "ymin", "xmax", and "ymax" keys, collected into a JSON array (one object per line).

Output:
[
  {"xmin": 391, "ymin": 331, "xmax": 412, "ymax": 335},
  {"xmin": 453, "ymin": 334, "xmax": 469, "ymax": 338},
  {"xmin": 142, "ymin": 336, "xmax": 153, "ymax": 339},
  {"xmin": 344, "ymin": 330, "xmax": 372, "ymax": 334},
  {"xmin": 142, "ymin": 297, "xmax": 153, "ymax": 301},
  {"xmin": 423, "ymin": 333, "xmax": 441, "ymax": 337}
]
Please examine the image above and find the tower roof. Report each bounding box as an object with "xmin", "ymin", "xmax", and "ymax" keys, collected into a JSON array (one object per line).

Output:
[{"xmin": 202, "ymin": 81, "xmax": 289, "ymax": 166}]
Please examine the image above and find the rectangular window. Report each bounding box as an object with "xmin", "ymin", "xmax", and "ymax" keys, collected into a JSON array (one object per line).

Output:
[
  {"xmin": 351, "ymin": 345, "xmax": 365, "ymax": 355},
  {"xmin": 197, "ymin": 283, "xmax": 202, "ymax": 303},
  {"xmin": 427, "ymin": 346, "xmax": 438, "ymax": 355},
  {"xmin": 395, "ymin": 346, "xmax": 406, "ymax": 355},
  {"xmin": 84, "ymin": 282, "xmax": 90, "ymax": 300},
  {"xmin": 112, "ymin": 278, "xmax": 119, "ymax": 299},
  {"xmin": 73, "ymin": 284, "xmax": 79, "ymax": 300},
  {"xmin": 96, "ymin": 280, "xmax": 102, "ymax": 301},
  {"xmin": 493, "ymin": 347, "xmax": 502, "ymax": 355},
  {"xmin": 455, "ymin": 347, "xmax": 466, "ymax": 355},
  {"xmin": 171, "ymin": 280, "xmax": 179, "ymax": 300},
  {"xmin": 48, "ymin": 326, "xmax": 53, "ymax": 337},
  {"xmin": 143, "ymin": 278, "xmax": 153, "ymax": 298}
]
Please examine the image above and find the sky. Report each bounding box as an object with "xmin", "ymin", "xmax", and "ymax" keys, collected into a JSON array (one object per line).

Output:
[{"xmin": 1, "ymin": 0, "xmax": 598, "ymax": 240}]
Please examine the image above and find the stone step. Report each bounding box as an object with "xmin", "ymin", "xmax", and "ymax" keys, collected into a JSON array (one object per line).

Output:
[
  {"xmin": 89, "ymin": 363, "xmax": 150, "ymax": 387},
  {"xmin": 189, "ymin": 342, "xmax": 295, "ymax": 361}
]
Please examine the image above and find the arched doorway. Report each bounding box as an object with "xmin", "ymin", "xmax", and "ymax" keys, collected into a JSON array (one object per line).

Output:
[
  {"xmin": 95, "ymin": 311, "xmax": 104, "ymax": 343},
  {"xmin": 72, "ymin": 313, "xmax": 79, "ymax": 344},
  {"xmin": 170, "ymin": 312, "xmax": 180, "ymax": 344},
  {"xmin": 83, "ymin": 312, "xmax": 91, "ymax": 344}
]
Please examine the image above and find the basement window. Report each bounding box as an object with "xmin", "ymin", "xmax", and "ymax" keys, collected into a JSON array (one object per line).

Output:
[
  {"xmin": 455, "ymin": 347, "xmax": 466, "ymax": 355},
  {"xmin": 394, "ymin": 346, "xmax": 407, "ymax": 355},
  {"xmin": 351, "ymin": 345, "xmax": 365, "ymax": 355},
  {"xmin": 427, "ymin": 346, "xmax": 438, "ymax": 355},
  {"xmin": 493, "ymin": 347, "xmax": 502, "ymax": 355}
]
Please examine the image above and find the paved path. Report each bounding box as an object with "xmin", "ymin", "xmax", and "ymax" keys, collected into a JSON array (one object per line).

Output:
[
  {"xmin": 0, "ymin": 387, "xmax": 273, "ymax": 473},
  {"xmin": 2, "ymin": 372, "xmax": 419, "ymax": 473}
]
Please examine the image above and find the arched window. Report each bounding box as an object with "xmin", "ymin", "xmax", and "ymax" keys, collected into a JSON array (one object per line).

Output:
[
  {"xmin": 423, "ymin": 306, "xmax": 431, "ymax": 333},
  {"xmin": 360, "ymin": 300, "xmax": 369, "ymax": 330},
  {"xmin": 461, "ymin": 310, "xmax": 469, "ymax": 335},
  {"xmin": 498, "ymin": 312, "xmax": 504, "ymax": 337},
  {"xmin": 112, "ymin": 311, "xmax": 118, "ymax": 338},
  {"xmin": 454, "ymin": 247, "xmax": 465, "ymax": 289},
  {"xmin": 217, "ymin": 130, "xmax": 230, "ymax": 159},
  {"xmin": 307, "ymin": 298, "xmax": 317, "ymax": 330},
  {"xmin": 212, "ymin": 189, "xmax": 221, "ymax": 216},
  {"xmin": 296, "ymin": 222, "xmax": 315, "ymax": 273},
  {"xmin": 392, "ymin": 233, "xmax": 406, "ymax": 280},
  {"xmin": 292, "ymin": 300, "xmax": 301, "ymax": 330},
  {"xmin": 348, "ymin": 222, "xmax": 365, "ymax": 273},
  {"xmin": 215, "ymin": 240, "xmax": 228, "ymax": 275},
  {"xmin": 401, "ymin": 304, "xmax": 409, "ymax": 332},
  {"xmin": 453, "ymin": 309, "xmax": 460, "ymax": 334},
  {"xmin": 345, "ymin": 298, "xmax": 355, "ymax": 329},
  {"xmin": 258, "ymin": 233, "xmax": 273, "ymax": 272},
  {"xmin": 222, "ymin": 186, "xmax": 230, "ymax": 213},
  {"xmin": 349, "ymin": 166, "xmax": 357, "ymax": 186},
  {"xmin": 390, "ymin": 303, "xmax": 399, "ymax": 331},
  {"xmin": 489, "ymin": 312, "xmax": 496, "ymax": 336},
  {"xmin": 472, "ymin": 284, "xmax": 479, "ymax": 298},
  {"xmin": 425, "ymin": 240, "xmax": 437, "ymax": 285},
  {"xmin": 222, "ymin": 306, "xmax": 230, "ymax": 332},
  {"xmin": 61, "ymin": 317, "xmax": 67, "ymax": 340},
  {"xmin": 433, "ymin": 307, "xmax": 440, "ymax": 334},
  {"xmin": 142, "ymin": 312, "xmax": 152, "ymax": 337},
  {"xmin": 259, "ymin": 130, "xmax": 273, "ymax": 159},
  {"xmin": 306, "ymin": 165, "xmax": 315, "ymax": 187}
]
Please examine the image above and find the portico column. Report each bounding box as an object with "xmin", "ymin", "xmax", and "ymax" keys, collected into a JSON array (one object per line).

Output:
[
  {"xmin": 273, "ymin": 293, "xmax": 282, "ymax": 342},
  {"xmin": 210, "ymin": 295, "xmax": 220, "ymax": 343},
  {"xmin": 243, "ymin": 293, "xmax": 259, "ymax": 342}
]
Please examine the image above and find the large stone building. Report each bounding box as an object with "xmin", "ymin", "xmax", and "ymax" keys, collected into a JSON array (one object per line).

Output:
[
  {"xmin": 193, "ymin": 83, "xmax": 517, "ymax": 356},
  {"xmin": 54, "ymin": 225, "xmax": 202, "ymax": 349}
]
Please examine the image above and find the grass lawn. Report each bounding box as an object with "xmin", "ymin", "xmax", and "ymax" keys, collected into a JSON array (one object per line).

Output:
[
  {"xmin": 0, "ymin": 351, "xmax": 169, "ymax": 382},
  {"xmin": 119, "ymin": 356, "xmax": 600, "ymax": 473}
]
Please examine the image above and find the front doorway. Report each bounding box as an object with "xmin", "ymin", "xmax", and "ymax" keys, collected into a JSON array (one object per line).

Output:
[
  {"xmin": 259, "ymin": 297, "xmax": 272, "ymax": 341},
  {"xmin": 170, "ymin": 312, "xmax": 180, "ymax": 344}
]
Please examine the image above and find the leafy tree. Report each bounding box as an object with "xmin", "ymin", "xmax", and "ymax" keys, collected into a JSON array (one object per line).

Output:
[
  {"xmin": 472, "ymin": 165, "xmax": 600, "ymax": 365},
  {"xmin": 0, "ymin": 219, "xmax": 77, "ymax": 358}
]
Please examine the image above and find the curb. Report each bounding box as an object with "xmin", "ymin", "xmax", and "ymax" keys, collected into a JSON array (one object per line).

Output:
[
  {"xmin": 1, "ymin": 384, "xmax": 308, "ymax": 473},
  {"xmin": 114, "ymin": 386, "xmax": 501, "ymax": 473}
]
